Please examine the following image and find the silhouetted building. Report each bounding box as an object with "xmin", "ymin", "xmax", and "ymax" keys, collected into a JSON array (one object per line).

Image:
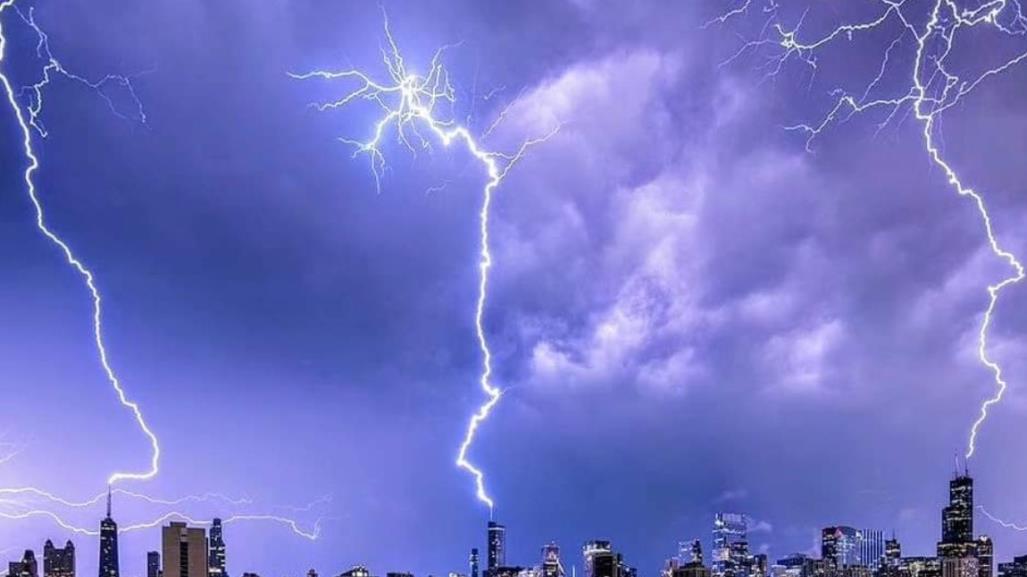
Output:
[
  {"xmin": 44, "ymin": 540, "xmax": 74, "ymax": 577},
  {"xmin": 489, "ymin": 522, "xmax": 507, "ymax": 577},
  {"xmin": 98, "ymin": 489, "xmax": 119, "ymax": 577},
  {"xmin": 209, "ymin": 519, "xmax": 227, "ymax": 577},
  {"xmin": 162, "ymin": 523, "xmax": 208, "ymax": 577},
  {"xmin": 10, "ymin": 550, "xmax": 38, "ymax": 577},
  {"xmin": 471, "ymin": 549, "xmax": 480, "ymax": 577},
  {"xmin": 147, "ymin": 552, "xmax": 160, "ymax": 577}
]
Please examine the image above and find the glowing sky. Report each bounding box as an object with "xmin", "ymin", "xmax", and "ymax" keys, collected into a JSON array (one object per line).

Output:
[{"xmin": 2, "ymin": 1, "xmax": 1027, "ymax": 576}]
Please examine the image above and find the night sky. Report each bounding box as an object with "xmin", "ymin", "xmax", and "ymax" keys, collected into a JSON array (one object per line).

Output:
[{"xmin": 3, "ymin": 1, "xmax": 1027, "ymax": 577}]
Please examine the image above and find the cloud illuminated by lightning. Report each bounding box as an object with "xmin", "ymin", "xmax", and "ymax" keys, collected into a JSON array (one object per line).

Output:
[
  {"xmin": 291, "ymin": 10, "xmax": 558, "ymax": 512},
  {"xmin": 719, "ymin": 0, "xmax": 1027, "ymax": 459},
  {"xmin": 0, "ymin": 1, "xmax": 322, "ymax": 542}
]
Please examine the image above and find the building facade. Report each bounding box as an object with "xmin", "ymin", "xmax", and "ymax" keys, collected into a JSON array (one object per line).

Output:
[{"xmin": 161, "ymin": 523, "xmax": 208, "ymax": 577}]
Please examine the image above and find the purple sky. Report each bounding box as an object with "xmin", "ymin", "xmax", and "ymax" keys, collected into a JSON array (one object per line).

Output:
[{"xmin": 2, "ymin": 1, "xmax": 1027, "ymax": 577}]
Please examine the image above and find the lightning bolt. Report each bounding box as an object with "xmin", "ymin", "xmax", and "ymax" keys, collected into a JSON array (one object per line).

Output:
[
  {"xmin": 978, "ymin": 505, "xmax": 1027, "ymax": 533},
  {"xmin": 292, "ymin": 9, "xmax": 558, "ymax": 512},
  {"xmin": 0, "ymin": 0, "xmax": 157, "ymax": 487},
  {"xmin": 0, "ymin": 1, "xmax": 323, "ymax": 543},
  {"xmin": 719, "ymin": 0, "xmax": 1027, "ymax": 459}
]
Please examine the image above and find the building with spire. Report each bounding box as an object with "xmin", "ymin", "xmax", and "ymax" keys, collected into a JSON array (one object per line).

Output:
[{"xmin": 98, "ymin": 488, "xmax": 120, "ymax": 577}]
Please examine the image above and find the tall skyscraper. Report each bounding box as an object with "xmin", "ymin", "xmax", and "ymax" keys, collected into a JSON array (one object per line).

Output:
[
  {"xmin": 147, "ymin": 552, "xmax": 161, "ymax": 577},
  {"xmin": 542, "ymin": 542, "xmax": 563, "ymax": 577},
  {"xmin": 470, "ymin": 549, "xmax": 480, "ymax": 577},
  {"xmin": 9, "ymin": 550, "xmax": 38, "ymax": 577},
  {"xmin": 713, "ymin": 514, "xmax": 748, "ymax": 577},
  {"xmin": 98, "ymin": 489, "xmax": 120, "ymax": 577},
  {"xmin": 44, "ymin": 540, "xmax": 75, "ymax": 577},
  {"xmin": 209, "ymin": 519, "xmax": 227, "ymax": 577},
  {"xmin": 942, "ymin": 473, "xmax": 974, "ymax": 545},
  {"xmin": 162, "ymin": 522, "xmax": 208, "ymax": 577},
  {"xmin": 488, "ymin": 521, "xmax": 506, "ymax": 576}
]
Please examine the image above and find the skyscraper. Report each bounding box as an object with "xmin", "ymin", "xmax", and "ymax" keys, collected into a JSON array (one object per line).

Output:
[
  {"xmin": 938, "ymin": 471, "xmax": 976, "ymax": 560},
  {"xmin": 488, "ymin": 521, "xmax": 506, "ymax": 576},
  {"xmin": 209, "ymin": 519, "xmax": 227, "ymax": 577},
  {"xmin": 162, "ymin": 522, "xmax": 208, "ymax": 577},
  {"xmin": 147, "ymin": 552, "xmax": 161, "ymax": 577},
  {"xmin": 471, "ymin": 549, "xmax": 480, "ymax": 577},
  {"xmin": 44, "ymin": 540, "xmax": 75, "ymax": 577},
  {"xmin": 98, "ymin": 489, "xmax": 120, "ymax": 577},
  {"xmin": 713, "ymin": 514, "xmax": 748, "ymax": 577}
]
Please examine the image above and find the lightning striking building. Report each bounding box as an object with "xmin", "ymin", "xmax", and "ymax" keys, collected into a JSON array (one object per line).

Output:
[
  {"xmin": 488, "ymin": 521, "xmax": 507, "ymax": 577},
  {"xmin": 98, "ymin": 490, "xmax": 119, "ymax": 577}
]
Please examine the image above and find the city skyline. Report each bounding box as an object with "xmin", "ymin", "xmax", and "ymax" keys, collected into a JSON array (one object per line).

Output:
[
  {"xmin": 2, "ymin": 466, "xmax": 1019, "ymax": 577},
  {"xmin": 3, "ymin": 1, "xmax": 1027, "ymax": 577}
]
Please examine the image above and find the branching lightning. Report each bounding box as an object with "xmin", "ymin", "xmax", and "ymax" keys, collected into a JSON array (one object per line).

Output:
[
  {"xmin": 292, "ymin": 10, "xmax": 558, "ymax": 512},
  {"xmin": 719, "ymin": 0, "xmax": 1027, "ymax": 459},
  {"xmin": 0, "ymin": 0, "xmax": 157, "ymax": 487},
  {"xmin": 0, "ymin": 1, "xmax": 322, "ymax": 543}
]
